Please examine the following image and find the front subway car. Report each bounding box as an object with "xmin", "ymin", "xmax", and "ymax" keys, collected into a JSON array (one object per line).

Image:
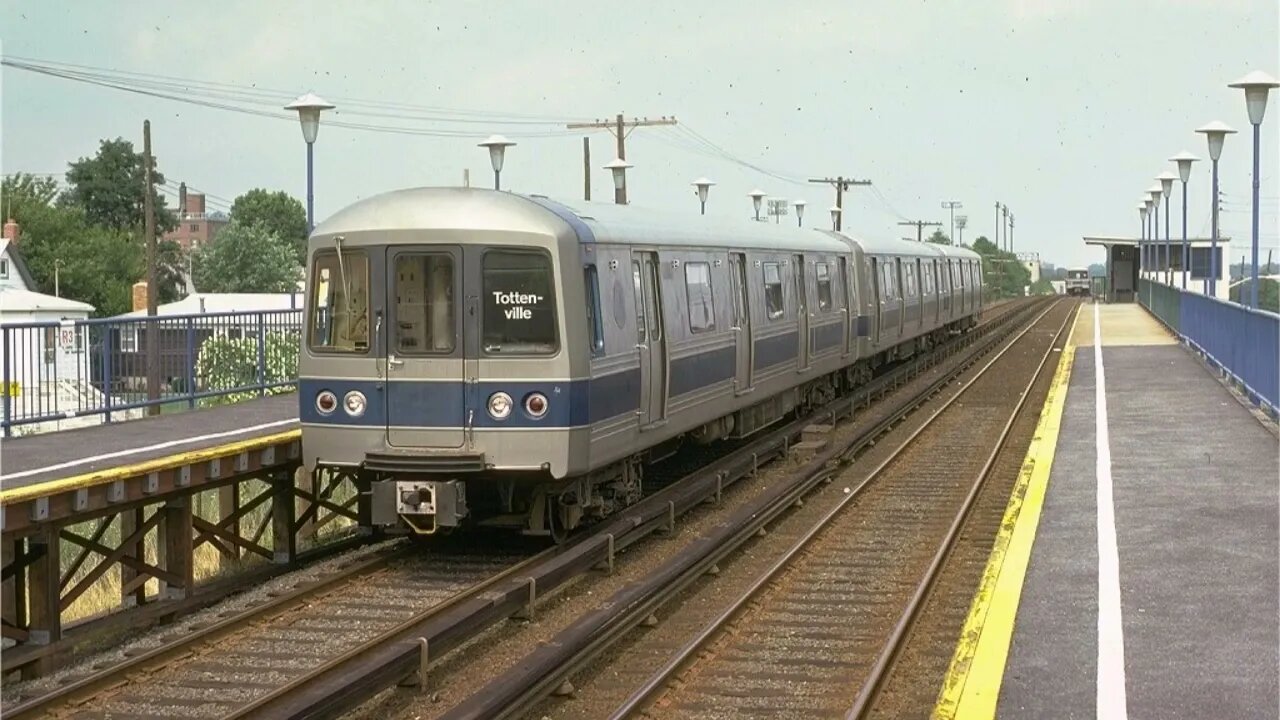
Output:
[{"xmin": 299, "ymin": 188, "xmax": 592, "ymax": 537}]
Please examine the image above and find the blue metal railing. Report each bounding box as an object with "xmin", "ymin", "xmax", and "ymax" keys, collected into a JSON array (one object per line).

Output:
[
  {"xmin": 1140, "ymin": 278, "xmax": 1279, "ymax": 416},
  {"xmin": 1, "ymin": 309, "xmax": 303, "ymax": 436}
]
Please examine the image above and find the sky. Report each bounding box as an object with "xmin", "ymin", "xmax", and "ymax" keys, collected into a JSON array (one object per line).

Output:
[{"xmin": 1, "ymin": 0, "xmax": 1277, "ymax": 271}]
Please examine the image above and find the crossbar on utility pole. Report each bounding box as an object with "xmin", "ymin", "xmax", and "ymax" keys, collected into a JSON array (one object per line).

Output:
[
  {"xmin": 567, "ymin": 113, "xmax": 678, "ymax": 204},
  {"xmin": 898, "ymin": 220, "xmax": 944, "ymax": 243},
  {"xmin": 808, "ymin": 176, "xmax": 871, "ymax": 232}
]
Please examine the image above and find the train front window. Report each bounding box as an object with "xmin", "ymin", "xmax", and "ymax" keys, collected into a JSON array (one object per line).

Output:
[
  {"xmin": 308, "ymin": 250, "xmax": 370, "ymax": 353},
  {"xmin": 395, "ymin": 253, "xmax": 456, "ymax": 353},
  {"xmin": 483, "ymin": 250, "xmax": 558, "ymax": 354}
]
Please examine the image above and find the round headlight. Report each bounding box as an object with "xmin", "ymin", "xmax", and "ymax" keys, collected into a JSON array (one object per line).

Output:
[
  {"xmin": 343, "ymin": 391, "xmax": 367, "ymax": 417},
  {"xmin": 488, "ymin": 392, "xmax": 513, "ymax": 420},
  {"xmin": 316, "ymin": 390, "xmax": 337, "ymax": 415},
  {"xmin": 524, "ymin": 392, "xmax": 548, "ymax": 419}
]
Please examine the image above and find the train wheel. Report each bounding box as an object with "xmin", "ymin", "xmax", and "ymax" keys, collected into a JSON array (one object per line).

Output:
[{"xmin": 546, "ymin": 495, "xmax": 570, "ymax": 545}]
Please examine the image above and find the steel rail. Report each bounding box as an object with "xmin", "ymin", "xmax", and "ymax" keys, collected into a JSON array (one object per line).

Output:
[
  {"xmin": 435, "ymin": 298, "xmax": 1063, "ymax": 720},
  {"xmin": 222, "ymin": 299, "xmax": 1048, "ymax": 720}
]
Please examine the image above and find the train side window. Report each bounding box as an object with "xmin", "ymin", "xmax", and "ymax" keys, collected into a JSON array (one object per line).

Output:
[
  {"xmin": 632, "ymin": 260, "xmax": 646, "ymax": 343},
  {"xmin": 762, "ymin": 262, "xmax": 784, "ymax": 320},
  {"xmin": 584, "ymin": 265, "xmax": 605, "ymax": 356},
  {"xmin": 904, "ymin": 263, "xmax": 917, "ymax": 298},
  {"xmin": 685, "ymin": 261, "xmax": 716, "ymax": 333},
  {"xmin": 816, "ymin": 262, "xmax": 832, "ymax": 311}
]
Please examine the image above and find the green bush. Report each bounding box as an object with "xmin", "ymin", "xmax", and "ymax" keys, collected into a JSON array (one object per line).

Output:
[{"xmin": 195, "ymin": 329, "xmax": 299, "ymax": 407}]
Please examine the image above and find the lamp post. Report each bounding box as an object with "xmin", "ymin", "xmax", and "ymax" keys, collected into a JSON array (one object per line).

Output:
[
  {"xmin": 285, "ymin": 92, "xmax": 336, "ymax": 234},
  {"xmin": 1168, "ymin": 153, "xmax": 1199, "ymax": 290},
  {"xmin": 1144, "ymin": 197, "xmax": 1154, "ymax": 280},
  {"xmin": 604, "ymin": 158, "xmax": 632, "ymax": 205},
  {"xmin": 1158, "ymin": 172, "xmax": 1177, "ymax": 285},
  {"xmin": 478, "ymin": 135, "xmax": 516, "ymax": 191},
  {"xmin": 692, "ymin": 177, "xmax": 715, "ymax": 215},
  {"xmin": 794, "ymin": 199, "xmax": 807, "ymax": 227},
  {"xmin": 748, "ymin": 189, "xmax": 766, "ymax": 222},
  {"xmin": 829, "ymin": 205, "xmax": 842, "ymax": 231},
  {"xmin": 1148, "ymin": 187, "xmax": 1163, "ymax": 283},
  {"xmin": 1195, "ymin": 121, "xmax": 1236, "ymax": 297},
  {"xmin": 1138, "ymin": 203, "xmax": 1149, "ymax": 278},
  {"xmin": 1227, "ymin": 70, "xmax": 1280, "ymax": 308}
]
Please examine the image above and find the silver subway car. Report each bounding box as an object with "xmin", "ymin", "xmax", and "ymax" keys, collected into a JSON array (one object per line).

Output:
[{"xmin": 299, "ymin": 187, "xmax": 984, "ymax": 539}]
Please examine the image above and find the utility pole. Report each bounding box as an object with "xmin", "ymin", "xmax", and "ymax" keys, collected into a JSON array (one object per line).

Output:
[
  {"xmin": 143, "ymin": 119, "xmax": 160, "ymax": 415},
  {"xmin": 566, "ymin": 113, "xmax": 677, "ymax": 204},
  {"xmin": 994, "ymin": 202, "xmax": 1002, "ymax": 250},
  {"xmin": 941, "ymin": 200, "xmax": 962, "ymax": 244},
  {"xmin": 1009, "ymin": 213, "xmax": 1015, "ymax": 255},
  {"xmin": 583, "ymin": 137, "xmax": 591, "ymax": 201},
  {"xmin": 809, "ymin": 176, "xmax": 871, "ymax": 232},
  {"xmin": 1001, "ymin": 204, "xmax": 1010, "ymax": 252},
  {"xmin": 898, "ymin": 220, "xmax": 943, "ymax": 243}
]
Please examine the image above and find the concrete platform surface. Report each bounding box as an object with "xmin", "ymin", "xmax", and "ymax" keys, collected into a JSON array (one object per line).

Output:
[
  {"xmin": 936, "ymin": 302, "xmax": 1279, "ymax": 719},
  {"xmin": 0, "ymin": 393, "xmax": 299, "ymax": 489}
]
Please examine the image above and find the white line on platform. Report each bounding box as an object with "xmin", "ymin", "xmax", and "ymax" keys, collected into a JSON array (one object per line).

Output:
[
  {"xmin": 1093, "ymin": 302, "xmax": 1129, "ymax": 719},
  {"xmin": 0, "ymin": 418, "xmax": 298, "ymax": 482}
]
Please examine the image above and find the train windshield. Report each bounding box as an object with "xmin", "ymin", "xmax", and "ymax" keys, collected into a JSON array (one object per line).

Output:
[
  {"xmin": 482, "ymin": 249, "xmax": 558, "ymax": 355},
  {"xmin": 1067, "ymin": 270, "xmax": 1088, "ymax": 280},
  {"xmin": 308, "ymin": 250, "xmax": 370, "ymax": 353}
]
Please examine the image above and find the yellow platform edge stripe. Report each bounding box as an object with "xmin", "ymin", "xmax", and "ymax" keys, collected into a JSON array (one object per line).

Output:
[
  {"xmin": 0, "ymin": 429, "xmax": 302, "ymax": 506},
  {"xmin": 931, "ymin": 303, "xmax": 1080, "ymax": 720}
]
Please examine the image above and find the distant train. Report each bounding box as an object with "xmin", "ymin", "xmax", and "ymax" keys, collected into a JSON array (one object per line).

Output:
[
  {"xmin": 1065, "ymin": 268, "xmax": 1090, "ymax": 297},
  {"xmin": 298, "ymin": 188, "xmax": 984, "ymax": 540}
]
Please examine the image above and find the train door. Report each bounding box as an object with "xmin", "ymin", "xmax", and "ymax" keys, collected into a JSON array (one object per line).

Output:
[
  {"xmin": 793, "ymin": 254, "xmax": 810, "ymax": 371},
  {"xmin": 895, "ymin": 258, "xmax": 906, "ymax": 337},
  {"xmin": 839, "ymin": 256, "xmax": 853, "ymax": 356},
  {"xmin": 385, "ymin": 246, "xmax": 464, "ymax": 448},
  {"xmin": 633, "ymin": 252, "xmax": 668, "ymax": 427},
  {"xmin": 728, "ymin": 252, "xmax": 753, "ymax": 395},
  {"xmin": 940, "ymin": 259, "xmax": 951, "ymax": 319},
  {"xmin": 870, "ymin": 257, "xmax": 882, "ymax": 345}
]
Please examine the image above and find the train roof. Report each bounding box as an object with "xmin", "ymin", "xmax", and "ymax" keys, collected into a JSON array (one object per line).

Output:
[
  {"xmin": 529, "ymin": 194, "xmax": 852, "ymax": 254},
  {"xmin": 312, "ymin": 187, "xmax": 978, "ymax": 260}
]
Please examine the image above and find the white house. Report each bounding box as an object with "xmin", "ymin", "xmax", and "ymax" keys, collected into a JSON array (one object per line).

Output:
[{"xmin": 0, "ymin": 227, "xmax": 141, "ymax": 435}]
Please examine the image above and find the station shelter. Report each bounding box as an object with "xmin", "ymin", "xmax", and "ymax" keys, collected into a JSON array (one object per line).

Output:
[{"xmin": 1082, "ymin": 236, "xmax": 1232, "ymax": 303}]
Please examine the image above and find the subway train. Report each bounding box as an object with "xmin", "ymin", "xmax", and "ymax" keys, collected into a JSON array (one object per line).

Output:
[
  {"xmin": 298, "ymin": 187, "xmax": 984, "ymax": 539},
  {"xmin": 1065, "ymin": 268, "xmax": 1090, "ymax": 297}
]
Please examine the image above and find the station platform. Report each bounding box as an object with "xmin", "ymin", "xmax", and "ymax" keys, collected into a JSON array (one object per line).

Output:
[
  {"xmin": 0, "ymin": 393, "xmax": 298, "ymax": 492},
  {"xmin": 936, "ymin": 302, "xmax": 1280, "ymax": 719}
]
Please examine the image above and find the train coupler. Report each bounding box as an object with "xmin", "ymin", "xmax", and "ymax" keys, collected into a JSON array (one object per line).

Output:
[{"xmin": 370, "ymin": 479, "xmax": 469, "ymax": 534}]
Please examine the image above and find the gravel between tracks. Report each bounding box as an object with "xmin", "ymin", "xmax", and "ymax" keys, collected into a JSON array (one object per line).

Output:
[{"xmin": 0, "ymin": 537, "xmax": 402, "ymax": 707}]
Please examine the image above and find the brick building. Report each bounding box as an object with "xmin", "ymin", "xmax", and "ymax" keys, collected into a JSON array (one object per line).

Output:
[{"xmin": 163, "ymin": 182, "xmax": 229, "ymax": 251}]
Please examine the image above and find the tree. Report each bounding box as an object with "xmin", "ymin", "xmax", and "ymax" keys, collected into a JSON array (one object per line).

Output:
[
  {"xmin": 192, "ymin": 220, "xmax": 301, "ymax": 293},
  {"xmin": 1029, "ymin": 278, "xmax": 1056, "ymax": 295},
  {"xmin": 230, "ymin": 189, "xmax": 308, "ymax": 264},
  {"xmin": 61, "ymin": 137, "xmax": 177, "ymax": 233},
  {"xmin": 1229, "ymin": 278, "xmax": 1280, "ymax": 313},
  {"xmin": 970, "ymin": 235, "xmax": 1032, "ymax": 299},
  {"xmin": 926, "ymin": 229, "xmax": 951, "ymax": 245}
]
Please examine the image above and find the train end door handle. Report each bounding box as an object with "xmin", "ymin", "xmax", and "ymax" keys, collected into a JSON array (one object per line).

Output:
[{"xmin": 388, "ymin": 354, "xmax": 405, "ymax": 368}]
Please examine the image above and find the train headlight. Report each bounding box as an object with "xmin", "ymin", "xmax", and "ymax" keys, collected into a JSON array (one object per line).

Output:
[
  {"xmin": 316, "ymin": 390, "xmax": 338, "ymax": 415},
  {"xmin": 343, "ymin": 391, "xmax": 367, "ymax": 417},
  {"xmin": 524, "ymin": 392, "xmax": 549, "ymax": 419},
  {"xmin": 487, "ymin": 392, "xmax": 514, "ymax": 420}
]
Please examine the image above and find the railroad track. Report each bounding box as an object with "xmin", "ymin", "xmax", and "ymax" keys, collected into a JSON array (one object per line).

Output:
[
  {"xmin": 5, "ymin": 296, "xmax": 1040, "ymax": 720},
  {"xmin": 432, "ymin": 297, "xmax": 1074, "ymax": 720}
]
